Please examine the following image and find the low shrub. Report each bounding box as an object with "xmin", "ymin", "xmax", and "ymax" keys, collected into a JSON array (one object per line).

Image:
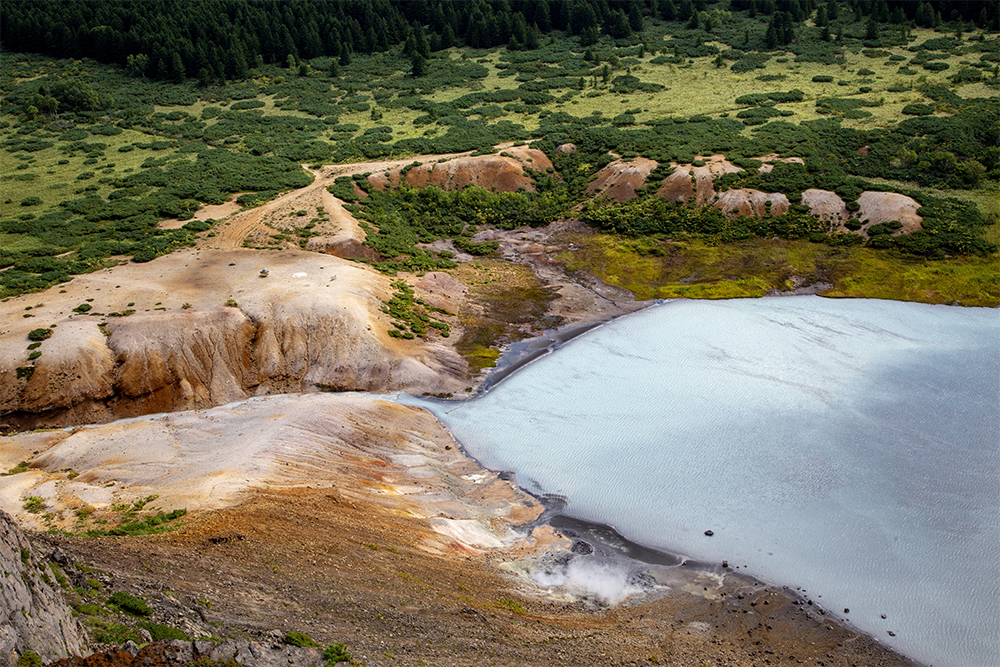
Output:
[
  {"xmin": 108, "ymin": 591, "xmax": 151, "ymax": 616},
  {"xmin": 323, "ymin": 643, "xmax": 352, "ymax": 665},
  {"xmin": 27, "ymin": 328, "xmax": 52, "ymax": 341},
  {"xmin": 901, "ymin": 103, "xmax": 934, "ymax": 116},
  {"xmin": 283, "ymin": 631, "xmax": 320, "ymax": 648}
]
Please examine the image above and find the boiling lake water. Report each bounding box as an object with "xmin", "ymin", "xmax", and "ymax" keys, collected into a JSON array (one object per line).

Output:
[{"xmin": 405, "ymin": 297, "xmax": 999, "ymax": 667}]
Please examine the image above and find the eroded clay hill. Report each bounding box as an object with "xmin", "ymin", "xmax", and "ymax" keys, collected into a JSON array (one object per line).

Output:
[
  {"xmin": 368, "ymin": 146, "xmax": 553, "ymax": 192},
  {"xmin": 587, "ymin": 154, "xmax": 922, "ymax": 234},
  {"xmin": 0, "ymin": 250, "xmax": 466, "ymax": 431}
]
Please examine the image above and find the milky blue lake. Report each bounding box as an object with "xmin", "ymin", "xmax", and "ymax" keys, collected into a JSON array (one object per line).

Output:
[{"xmin": 407, "ymin": 296, "xmax": 999, "ymax": 667}]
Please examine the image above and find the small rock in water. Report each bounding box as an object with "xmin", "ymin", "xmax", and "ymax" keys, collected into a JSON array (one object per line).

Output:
[
  {"xmin": 704, "ymin": 530, "xmax": 714, "ymax": 536},
  {"xmin": 844, "ymin": 608, "xmax": 850, "ymax": 614},
  {"xmin": 881, "ymin": 613, "xmax": 887, "ymax": 619},
  {"xmin": 888, "ymin": 631, "xmax": 896, "ymax": 637},
  {"xmin": 722, "ymin": 560, "xmax": 728, "ymax": 568}
]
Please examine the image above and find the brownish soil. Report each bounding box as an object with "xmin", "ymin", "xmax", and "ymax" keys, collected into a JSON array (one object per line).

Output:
[
  {"xmin": 36, "ymin": 485, "xmax": 917, "ymax": 667},
  {"xmin": 367, "ymin": 146, "xmax": 552, "ymax": 193},
  {"xmin": 714, "ymin": 188, "xmax": 790, "ymax": 217},
  {"xmin": 586, "ymin": 157, "xmax": 657, "ymax": 202}
]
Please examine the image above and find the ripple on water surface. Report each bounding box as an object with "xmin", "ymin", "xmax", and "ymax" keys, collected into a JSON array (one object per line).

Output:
[{"xmin": 408, "ymin": 297, "xmax": 1000, "ymax": 667}]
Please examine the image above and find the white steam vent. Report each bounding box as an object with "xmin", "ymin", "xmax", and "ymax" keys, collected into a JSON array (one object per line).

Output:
[{"xmin": 531, "ymin": 557, "xmax": 645, "ymax": 605}]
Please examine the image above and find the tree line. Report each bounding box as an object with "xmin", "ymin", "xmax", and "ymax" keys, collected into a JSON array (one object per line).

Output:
[{"xmin": 2, "ymin": 0, "xmax": 996, "ymax": 83}]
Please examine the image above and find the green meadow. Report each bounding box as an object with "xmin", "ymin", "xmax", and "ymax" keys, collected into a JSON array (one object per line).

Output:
[{"xmin": 1, "ymin": 1, "xmax": 997, "ymax": 304}]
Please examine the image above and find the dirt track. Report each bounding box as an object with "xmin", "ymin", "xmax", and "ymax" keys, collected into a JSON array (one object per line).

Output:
[{"xmin": 211, "ymin": 153, "xmax": 477, "ymax": 251}]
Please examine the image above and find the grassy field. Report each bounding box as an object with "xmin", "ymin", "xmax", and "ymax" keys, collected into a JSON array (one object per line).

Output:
[{"xmin": 1, "ymin": 9, "xmax": 997, "ymax": 301}]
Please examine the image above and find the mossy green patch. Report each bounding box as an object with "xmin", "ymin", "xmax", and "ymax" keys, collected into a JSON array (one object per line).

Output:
[{"xmin": 561, "ymin": 234, "xmax": 999, "ymax": 307}]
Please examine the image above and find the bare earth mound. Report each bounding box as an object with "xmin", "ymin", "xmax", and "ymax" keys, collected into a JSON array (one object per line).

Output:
[
  {"xmin": 656, "ymin": 155, "xmax": 744, "ymax": 206},
  {"xmin": 802, "ymin": 188, "xmax": 849, "ymax": 224},
  {"xmin": 0, "ymin": 393, "xmax": 537, "ymax": 547},
  {"xmin": 856, "ymin": 191, "xmax": 923, "ymax": 233},
  {"xmin": 0, "ymin": 249, "xmax": 465, "ymax": 430},
  {"xmin": 714, "ymin": 188, "xmax": 790, "ymax": 217},
  {"xmin": 368, "ymin": 147, "xmax": 552, "ymax": 193},
  {"xmin": 586, "ymin": 157, "xmax": 657, "ymax": 202}
]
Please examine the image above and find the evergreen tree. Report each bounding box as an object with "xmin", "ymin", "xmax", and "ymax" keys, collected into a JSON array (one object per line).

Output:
[
  {"xmin": 580, "ymin": 24, "xmax": 599, "ymax": 46},
  {"xmin": 678, "ymin": 0, "xmax": 694, "ymax": 21},
  {"xmin": 606, "ymin": 9, "xmax": 632, "ymax": 38},
  {"xmin": 170, "ymin": 52, "xmax": 185, "ymax": 83},
  {"xmin": 765, "ymin": 20, "xmax": 778, "ymax": 48},
  {"xmin": 413, "ymin": 22, "xmax": 430, "ymax": 58},
  {"xmin": 865, "ymin": 15, "xmax": 879, "ymax": 40},
  {"xmin": 662, "ymin": 0, "xmax": 677, "ymax": 20},
  {"xmin": 526, "ymin": 24, "xmax": 541, "ymax": 49},
  {"xmin": 328, "ymin": 57, "xmax": 340, "ymax": 77},
  {"xmin": 340, "ymin": 43, "xmax": 351, "ymax": 66},
  {"xmin": 410, "ymin": 51, "xmax": 425, "ymax": 77},
  {"xmin": 628, "ymin": 4, "xmax": 645, "ymax": 33},
  {"xmin": 441, "ymin": 24, "xmax": 456, "ymax": 49}
]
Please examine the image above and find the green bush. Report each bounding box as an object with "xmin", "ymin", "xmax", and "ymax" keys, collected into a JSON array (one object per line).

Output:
[
  {"xmin": 108, "ymin": 591, "xmax": 151, "ymax": 616},
  {"xmin": 812, "ymin": 75, "xmax": 834, "ymax": 83},
  {"xmin": 901, "ymin": 103, "xmax": 935, "ymax": 116},
  {"xmin": 284, "ymin": 631, "xmax": 320, "ymax": 648},
  {"xmin": 20, "ymin": 196, "xmax": 42, "ymax": 206},
  {"xmin": 230, "ymin": 99, "xmax": 266, "ymax": 111},
  {"xmin": 922, "ymin": 62, "xmax": 949, "ymax": 71},
  {"xmin": 27, "ymin": 328, "xmax": 52, "ymax": 341},
  {"xmin": 950, "ymin": 68, "xmax": 983, "ymax": 84},
  {"xmin": 323, "ymin": 643, "xmax": 352, "ymax": 665},
  {"xmin": 137, "ymin": 621, "xmax": 190, "ymax": 641},
  {"xmin": 17, "ymin": 651, "xmax": 42, "ymax": 667}
]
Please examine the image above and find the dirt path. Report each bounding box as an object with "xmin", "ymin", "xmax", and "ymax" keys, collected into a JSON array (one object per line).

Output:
[{"xmin": 212, "ymin": 152, "xmax": 476, "ymax": 251}]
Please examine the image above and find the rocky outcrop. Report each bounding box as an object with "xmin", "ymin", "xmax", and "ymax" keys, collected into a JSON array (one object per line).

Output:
[
  {"xmin": 48, "ymin": 638, "xmax": 329, "ymax": 667},
  {"xmin": 0, "ymin": 511, "xmax": 87, "ymax": 666},
  {"xmin": 368, "ymin": 147, "xmax": 553, "ymax": 193}
]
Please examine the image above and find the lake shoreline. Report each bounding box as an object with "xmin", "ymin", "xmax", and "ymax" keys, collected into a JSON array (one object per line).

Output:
[{"xmin": 413, "ymin": 296, "xmax": 998, "ymax": 667}]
